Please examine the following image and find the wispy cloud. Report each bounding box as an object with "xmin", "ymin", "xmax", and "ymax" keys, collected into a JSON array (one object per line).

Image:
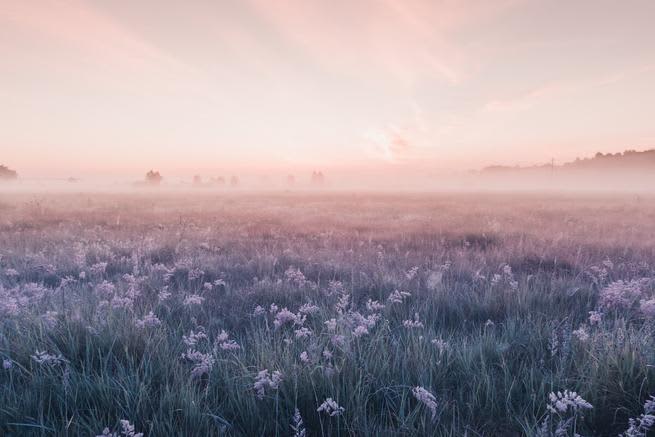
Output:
[
  {"xmin": 245, "ymin": 0, "xmax": 522, "ymax": 86},
  {"xmin": 0, "ymin": 0, "xmax": 196, "ymax": 79},
  {"xmin": 484, "ymin": 64, "xmax": 655, "ymax": 113}
]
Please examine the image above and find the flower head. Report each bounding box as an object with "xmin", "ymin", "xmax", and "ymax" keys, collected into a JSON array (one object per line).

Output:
[{"xmin": 317, "ymin": 398, "xmax": 344, "ymax": 417}]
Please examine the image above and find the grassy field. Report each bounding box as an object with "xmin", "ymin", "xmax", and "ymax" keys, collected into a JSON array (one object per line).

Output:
[{"xmin": 0, "ymin": 192, "xmax": 654, "ymax": 436}]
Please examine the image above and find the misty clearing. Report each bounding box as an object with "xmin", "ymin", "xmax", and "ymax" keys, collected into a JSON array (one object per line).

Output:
[{"xmin": 1, "ymin": 193, "xmax": 654, "ymax": 436}]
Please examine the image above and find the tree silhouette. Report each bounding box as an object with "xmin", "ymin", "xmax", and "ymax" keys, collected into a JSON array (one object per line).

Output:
[
  {"xmin": 145, "ymin": 170, "xmax": 163, "ymax": 185},
  {"xmin": 311, "ymin": 170, "xmax": 325, "ymax": 186},
  {"xmin": 0, "ymin": 164, "xmax": 18, "ymax": 180}
]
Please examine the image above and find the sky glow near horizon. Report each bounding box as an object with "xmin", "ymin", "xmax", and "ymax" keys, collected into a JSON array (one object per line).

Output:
[{"xmin": 1, "ymin": 0, "xmax": 655, "ymax": 178}]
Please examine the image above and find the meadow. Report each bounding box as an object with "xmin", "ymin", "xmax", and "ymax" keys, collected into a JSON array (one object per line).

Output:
[{"xmin": 0, "ymin": 192, "xmax": 654, "ymax": 436}]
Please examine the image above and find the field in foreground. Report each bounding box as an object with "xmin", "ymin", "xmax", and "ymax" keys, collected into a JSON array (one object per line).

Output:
[{"xmin": 1, "ymin": 192, "xmax": 654, "ymax": 436}]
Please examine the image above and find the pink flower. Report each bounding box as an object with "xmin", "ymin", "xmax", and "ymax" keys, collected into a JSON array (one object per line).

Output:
[{"xmin": 412, "ymin": 386, "xmax": 438, "ymax": 419}]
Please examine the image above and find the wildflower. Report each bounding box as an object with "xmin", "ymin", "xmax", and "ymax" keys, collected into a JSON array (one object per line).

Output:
[
  {"xmin": 317, "ymin": 398, "xmax": 345, "ymax": 417},
  {"xmin": 324, "ymin": 318, "xmax": 337, "ymax": 332},
  {"xmin": 269, "ymin": 303, "xmax": 279, "ymax": 314},
  {"xmin": 640, "ymin": 299, "xmax": 655, "ymax": 319},
  {"xmin": 253, "ymin": 369, "xmax": 283, "ymax": 399},
  {"xmin": 299, "ymin": 351, "xmax": 310, "ymax": 363},
  {"xmin": 291, "ymin": 408, "xmax": 307, "ymax": 437},
  {"xmin": 327, "ymin": 280, "xmax": 344, "ymax": 295},
  {"xmin": 252, "ymin": 305, "xmax": 266, "ymax": 317},
  {"xmin": 285, "ymin": 267, "xmax": 307, "ymax": 287},
  {"xmin": 294, "ymin": 327, "xmax": 312, "ymax": 338},
  {"xmin": 547, "ymin": 390, "xmax": 593, "ymax": 414},
  {"xmin": 32, "ymin": 350, "xmax": 65, "ymax": 366},
  {"xmin": 403, "ymin": 313, "xmax": 424, "ymax": 329},
  {"xmin": 322, "ymin": 349, "xmax": 333, "ymax": 360},
  {"xmin": 188, "ymin": 268, "xmax": 204, "ymax": 281},
  {"xmin": 41, "ymin": 311, "xmax": 59, "ymax": 329},
  {"xmin": 111, "ymin": 296, "xmax": 134, "ymax": 311},
  {"xmin": 90, "ymin": 262, "xmax": 108, "ymax": 275},
  {"xmin": 95, "ymin": 280, "xmax": 115, "ymax": 298},
  {"xmin": 96, "ymin": 427, "xmax": 113, "ymax": 436},
  {"xmin": 0, "ymin": 291, "xmax": 19, "ymax": 317},
  {"xmin": 118, "ymin": 419, "xmax": 143, "ymax": 437},
  {"xmin": 431, "ymin": 338, "xmax": 449, "ymax": 354},
  {"xmin": 350, "ymin": 311, "xmax": 380, "ymax": 329},
  {"xmin": 600, "ymin": 279, "xmax": 647, "ymax": 311},
  {"xmin": 270, "ymin": 370, "xmax": 284, "ymax": 388},
  {"xmin": 4, "ymin": 268, "xmax": 19, "ymax": 278},
  {"xmin": 412, "ymin": 386, "xmax": 438, "ymax": 419},
  {"xmin": 405, "ymin": 266, "xmax": 419, "ymax": 281},
  {"xmin": 216, "ymin": 330, "xmax": 229, "ymax": 343},
  {"xmin": 588, "ymin": 310, "xmax": 603, "ymax": 325},
  {"xmin": 366, "ymin": 299, "xmax": 385, "ymax": 312},
  {"xmin": 620, "ymin": 395, "xmax": 655, "ymax": 437},
  {"xmin": 183, "ymin": 329, "xmax": 207, "ymax": 346},
  {"xmin": 352, "ymin": 325, "xmax": 369, "ymax": 337},
  {"xmin": 218, "ymin": 340, "xmax": 240, "ymax": 351},
  {"xmin": 473, "ymin": 271, "xmax": 486, "ymax": 282},
  {"xmin": 274, "ymin": 308, "xmax": 300, "ymax": 328},
  {"xmin": 214, "ymin": 329, "xmax": 241, "ymax": 351},
  {"xmin": 183, "ymin": 294, "xmax": 204, "ymax": 306},
  {"xmin": 331, "ymin": 334, "xmax": 346, "ymax": 347},
  {"xmin": 572, "ymin": 326, "xmax": 589, "ymax": 342},
  {"xmin": 3, "ymin": 359, "xmax": 12, "ymax": 370},
  {"xmin": 135, "ymin": 311, "xmax": 162, "ymax": 329},
  {"xmin": 387, "ymin": 289, "xmax": 411, "ymax": 304},
  {"xmin": 158, "ymin": 287, "xmax": 171, "ymax": 302},
  {"xmin": 298, "ymin": 303, "xmax": 319, "ymax": 315},
  {"xmin": 181, "ymin": 349, "xmax": 215, "ymax": 378},
  {"xmin": 335, "ymin": 292, "xmax": 350, "ymax": 314}
]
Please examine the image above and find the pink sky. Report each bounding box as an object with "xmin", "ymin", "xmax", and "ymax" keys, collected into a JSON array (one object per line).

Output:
[{"xmin": 1, "ymin": 0, "xmax": 654, "ymax": 178}]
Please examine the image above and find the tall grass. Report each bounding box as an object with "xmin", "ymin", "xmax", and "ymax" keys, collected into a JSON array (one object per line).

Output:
[{"xmin": 0, "ymin": 192, "xmax": 654, "ymax": 436}]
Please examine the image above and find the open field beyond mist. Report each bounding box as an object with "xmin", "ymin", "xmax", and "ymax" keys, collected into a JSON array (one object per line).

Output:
[{"xmin": 1, "ymin": 192, "xmax": 654, "ymax": 436}]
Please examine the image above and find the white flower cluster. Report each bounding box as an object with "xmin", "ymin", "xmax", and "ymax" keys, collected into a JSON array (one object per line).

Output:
[
  {"xmin": 32, "ymin": 350, "xmax": 66, "ymax": 367},
  {"xmin": 388, "ymin": 290, "xmax": 411, "ymax": 304},
  {"xmin": 214, "ymin": 329, "xmax": 240, "ymax": 351},
  {"xmin": 135, "ymin": 311, "xmax": 161, "ymax": 329},
  {"xmin": 547, "ymin": 390, "xmax": 593, "ymax": 414},
  {"xmin": 403, "ymin": 313, "xmax": 424, "ymax": 329},
  {"xmin": 291, "ymin": 408, "xmax": 306, "ymax": 437},
  {"xmin": 317, "ymin": 398, "xmax": 345, "ymax": 417},
  {"xmin": 253, "ymin": 369, "xmax": 283, "ymax": 399},
  {"xmin": 412, "ymin": 386, "xmax": 438, "ymax": 419},
  {"xmin": 96, "ymin": 419, "xmax": 143, "ymax": 437},
  {"xmin": 621, "ymin": 395, "xmax": 655, "ymax": 437},
  {"xmin": 181, "ymin": 349, "xmax": 214, "ymax": 378}
]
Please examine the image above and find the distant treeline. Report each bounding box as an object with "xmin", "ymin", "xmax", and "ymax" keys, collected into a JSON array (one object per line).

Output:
[{"xmin": 483, "ymin": 149, "xmax": 655, "ymax": 173}]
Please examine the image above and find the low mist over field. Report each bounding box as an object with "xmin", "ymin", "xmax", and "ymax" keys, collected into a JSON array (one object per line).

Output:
[{"xmin": 3, "ymin": 148, "xmax": 655, "ymax": 193}]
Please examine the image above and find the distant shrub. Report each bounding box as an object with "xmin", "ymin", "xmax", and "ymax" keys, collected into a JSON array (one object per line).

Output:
[{"xmin": 0, "ymin": 164, "xmax": 17, "ymax": 180}]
